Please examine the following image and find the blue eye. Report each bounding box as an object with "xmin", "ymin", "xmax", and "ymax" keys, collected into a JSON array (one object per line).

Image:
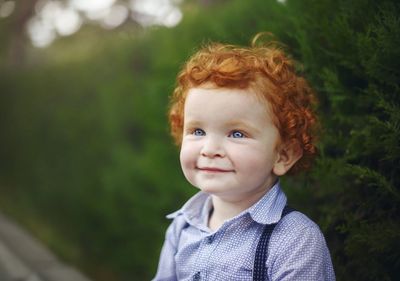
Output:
[
  {"xmin": 230, "ymin": 131, "xmax": 245, "ymax": 138},
  {"xmin": 193, "ymin": 129, "xmax": 206, "ymax": 136}
]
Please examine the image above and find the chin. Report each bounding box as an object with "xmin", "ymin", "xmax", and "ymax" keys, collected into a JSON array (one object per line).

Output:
[
  {"xmin": 197, "ymin": 185, "xmax": 224, "ymax": 194},
  {"xmin": 198, "ymin": 186, "xmax": 235, "ymax": 196}
]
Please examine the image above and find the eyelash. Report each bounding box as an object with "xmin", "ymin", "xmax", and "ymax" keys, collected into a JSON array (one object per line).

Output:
[
  {"xmin": 190, "ymin": 129, "xmax": 246, "ymax": 138},
  {"xmin": 192, "ymin": 128, "xmax": 206, "ymax": 136}
]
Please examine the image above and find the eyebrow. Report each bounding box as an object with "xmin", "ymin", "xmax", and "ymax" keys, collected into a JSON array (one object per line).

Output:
[
  {"xmin": 183, "ymin": 120, "xmax": 202, "ymax": 129},
  {"xmin": 225, "ymin": 120, "xmax": 262, "ymax": 134}
]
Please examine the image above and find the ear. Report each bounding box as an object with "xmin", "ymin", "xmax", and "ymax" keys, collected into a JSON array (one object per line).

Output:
[{"xmin": 273, "ymin": 141, "xmax": 303, "ymax": 176}]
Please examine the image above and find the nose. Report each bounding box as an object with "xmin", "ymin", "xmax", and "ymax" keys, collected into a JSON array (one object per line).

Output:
[{"xmin": 200, "ymin": 136, "xmax": 225, "ymax": 158}]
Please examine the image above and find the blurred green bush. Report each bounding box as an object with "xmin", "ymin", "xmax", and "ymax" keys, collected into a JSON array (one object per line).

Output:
[{"xmin": 0, "ymin": 0, "xmax": 399, "ymax": 280}]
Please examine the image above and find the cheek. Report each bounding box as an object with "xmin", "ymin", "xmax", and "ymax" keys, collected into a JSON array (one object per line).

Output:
[
  {"xmin": 179, "ymin": 141, "xmax": 200, "ymax": 185},
  {"xmin": 230, "ymin": 146, "xmax": 276, "ymax": 173},
  {"xmin": 179, "ymin": 141, "xmax": 198, "ymax": 171}
]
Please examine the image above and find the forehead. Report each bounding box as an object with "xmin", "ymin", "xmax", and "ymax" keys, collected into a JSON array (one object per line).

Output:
[{"xmin": 184, "ymin": 87, "xmax": 273, "ymax": 124}]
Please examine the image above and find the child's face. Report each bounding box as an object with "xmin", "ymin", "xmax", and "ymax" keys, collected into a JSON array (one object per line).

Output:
[{"xmin": 180, "ymin": 86, "xmax": 282, "ymax": 201}]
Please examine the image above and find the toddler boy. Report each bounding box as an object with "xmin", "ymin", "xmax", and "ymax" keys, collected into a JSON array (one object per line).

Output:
[{"xmin": 153, "ymin": 36, "xmax": 335, "ymax": 281}]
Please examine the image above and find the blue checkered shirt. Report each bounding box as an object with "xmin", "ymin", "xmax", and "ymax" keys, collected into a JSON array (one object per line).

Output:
[{"xmin": 153, "ymin": 182, "xmax": 335, "ymax": 281}]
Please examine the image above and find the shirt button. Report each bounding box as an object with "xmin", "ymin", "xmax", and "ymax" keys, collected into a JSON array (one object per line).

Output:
[
  {"xmin": 206, "ymin": 236, "xmax": 214, "ymax": 244},
  {"xmin": 193, "ymin": 271, "xmax": 201, "ymax": 281}
]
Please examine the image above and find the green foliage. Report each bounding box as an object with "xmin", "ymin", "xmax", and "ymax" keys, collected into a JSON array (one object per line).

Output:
[
  {"xmin": 284, "ymin": 0, "xmax": 400, "ymax": 279},
  {"xmin": 0, "ymin": 0, "xmax": 399, "ymax": 280}
]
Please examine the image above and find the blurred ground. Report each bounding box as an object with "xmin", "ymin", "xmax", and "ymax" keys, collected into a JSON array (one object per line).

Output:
[{"xmin": 0, "ymin": 212, "xmax": 92, "ymax": 281}]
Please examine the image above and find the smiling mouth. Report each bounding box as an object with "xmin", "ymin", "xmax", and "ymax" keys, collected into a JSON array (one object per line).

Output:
[{"xmin": 197, "ymin": 167, "xmax": 234, "ymax": 173}]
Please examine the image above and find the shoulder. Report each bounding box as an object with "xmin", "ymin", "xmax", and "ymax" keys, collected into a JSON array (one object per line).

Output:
[
  {"xmin": 270, "ymin": 210, "xmax": 329, "ymax": 256},
  {"xmin": 267, "ymin": 211, "xmax": 335, "ymax": 280},
  {"xmin": 278, "ymin": 210, "xmax": 320, "ymax": 232}
]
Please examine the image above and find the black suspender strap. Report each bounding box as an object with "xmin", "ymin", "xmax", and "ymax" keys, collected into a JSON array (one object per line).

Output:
[{"xmin": 253, "ymin": 205, "xmax": 295, "ymax": 281}]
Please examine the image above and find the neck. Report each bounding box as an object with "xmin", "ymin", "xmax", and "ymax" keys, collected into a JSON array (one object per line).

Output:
[{"xmin": 208, "ymin": 187, "xmax": 271, "ymax": 231}]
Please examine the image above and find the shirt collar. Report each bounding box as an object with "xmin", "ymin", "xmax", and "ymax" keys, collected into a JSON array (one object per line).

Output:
[
  {"xmin": 166, "ymin": 192, "xmax": 212, "ymax": 230},
  {"xmin": 247, "ymin": 181, "xmax": 287, "ymax": 225},
  {"xmin": 167, "ymin": 181, "xmax": 287, "ymax": 227}
]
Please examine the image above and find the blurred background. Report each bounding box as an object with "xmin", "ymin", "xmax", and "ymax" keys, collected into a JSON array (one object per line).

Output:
[{"xmin": 0, "ymin": 0, "xmax": 399, "ymax": 280}]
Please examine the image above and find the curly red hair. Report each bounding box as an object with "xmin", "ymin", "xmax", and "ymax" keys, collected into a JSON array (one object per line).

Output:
[{"xmin": 169, "ymin": 37, "xmax": 319, "ymax": 173}]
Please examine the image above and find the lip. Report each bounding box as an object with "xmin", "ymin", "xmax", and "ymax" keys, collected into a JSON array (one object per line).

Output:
[{"xmin": 197, "ymin": 167, "xmax": 234, "ymax": 173}]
